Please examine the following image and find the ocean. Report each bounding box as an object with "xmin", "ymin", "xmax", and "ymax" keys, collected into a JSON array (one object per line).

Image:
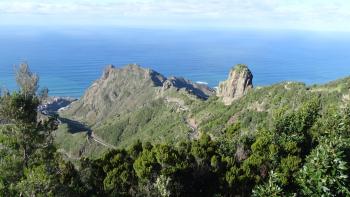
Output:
[{"xmin": 1, "ymin": 26, "xmax": 350, "ymax": 98}]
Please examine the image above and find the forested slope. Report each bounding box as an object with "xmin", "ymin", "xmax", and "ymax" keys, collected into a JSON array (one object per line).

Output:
[{"xmin": 1, "ymin": 63, "xmax": 350, "ymax": 196}]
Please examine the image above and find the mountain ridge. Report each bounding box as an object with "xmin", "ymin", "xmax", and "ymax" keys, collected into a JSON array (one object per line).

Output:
[
  {"xmin": 61, "ymin": 64, "xmax": 214, "ymax": 126},
  {"xmin": 55, "ymin": 63, "xmax": 350, "ymax": 159}
]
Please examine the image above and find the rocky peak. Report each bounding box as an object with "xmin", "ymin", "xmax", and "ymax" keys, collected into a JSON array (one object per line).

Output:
[
  {"xmin": 217, "ymin": 64, "xmax": 253, "ymax": 105},
  {"xmin": 102, "ymin": 64, "xmax": 115, "ymax": 80},
  {"xmin": 61, "ymin": 64, "xmax": 214, "ymax": 125}
]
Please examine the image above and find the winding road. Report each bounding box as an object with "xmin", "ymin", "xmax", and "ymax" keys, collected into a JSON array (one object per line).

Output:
[{"xmin": 88, "ymin": 132, "xmax": 116, "ymax": 149}]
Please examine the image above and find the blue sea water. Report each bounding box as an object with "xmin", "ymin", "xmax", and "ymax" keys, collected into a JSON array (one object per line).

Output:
[{"xmin": 1, "ymin": 26, "xmax": 350, "ymax": 98}]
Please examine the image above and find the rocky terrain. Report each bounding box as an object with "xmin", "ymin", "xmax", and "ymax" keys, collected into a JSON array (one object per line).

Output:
[
  {"xmin": 38, "ymin": 96, "xmax": 77, "ymax": 115},
  {"xmin": 55, "ymin": 63, "xmax": 350, "ymax": 160},
  {"xmin": 61, "ymin": 64, "xmax": 214, "ymax": 126},
  {"xmin": 216, "ymin": 64, "xmax": 253, "ymax": 105},
  {"xmin": 4, "ymin": 62, "xmax": 350, "ymax": 196},
  {"xmin": 56, "ymin": 64, "xmax": 216, "ymax": 157}
]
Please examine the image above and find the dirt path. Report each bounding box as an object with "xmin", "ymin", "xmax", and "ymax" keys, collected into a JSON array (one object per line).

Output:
[
  {"xmin": 165, "ymin": 97, "xmax": 189, "ymax": 111},
  {"xmin": 186, "ymin": 117, "xmax": 199, "ymax": 140},
  {"xmin": 89, "ymin": 132, "xmax": 116, "ymax": 149}
]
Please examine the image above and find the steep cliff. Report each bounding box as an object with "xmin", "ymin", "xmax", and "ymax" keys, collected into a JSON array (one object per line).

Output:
[{"xmin": 216, "ymin": 64, "xmax": 253, "ymax": 105}]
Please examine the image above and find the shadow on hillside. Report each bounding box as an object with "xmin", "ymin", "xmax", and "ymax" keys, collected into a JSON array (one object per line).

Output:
[
  {"xmin": 59, "ymin": 117, "xmax": 91, "ymax": 135},
  {"xmin": 168, "ymin": 77, "xmax": 214, "ymax": 100}
]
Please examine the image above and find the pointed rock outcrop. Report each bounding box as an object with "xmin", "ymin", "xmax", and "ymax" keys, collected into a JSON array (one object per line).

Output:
[{"xmin": 217, "ymin": 64, "xmax": 253, "ymax": 105}]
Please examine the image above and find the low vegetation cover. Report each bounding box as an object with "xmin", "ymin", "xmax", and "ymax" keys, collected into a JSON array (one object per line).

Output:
[{"xmin": 1, "ymin": 64, "xmax": 350, "ymax": 196}]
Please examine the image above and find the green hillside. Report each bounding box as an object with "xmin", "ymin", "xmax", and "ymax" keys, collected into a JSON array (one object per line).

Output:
[
  {"xmin": 2, "ymin": 64, "xmax": 350, "ymax": 196},
  {"xmin": 55, "ymin": 65, "xmax": 350, "ymax": 160},
  {"xmin": 55, "ymin": 64, "xmax": 212, "ymax": 158}
]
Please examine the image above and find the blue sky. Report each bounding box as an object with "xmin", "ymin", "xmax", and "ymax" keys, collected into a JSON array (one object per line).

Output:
[{"xmin": 0, "ymin": 0, "xmax": 350, "ymax": 31}]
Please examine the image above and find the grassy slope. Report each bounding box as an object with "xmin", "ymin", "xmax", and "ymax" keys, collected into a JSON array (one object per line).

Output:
[
  {"xmin": 93, "ymin": 100, "xmax": 190, "ymax": 148},
  {"xmin": 54, "ymin": 89, "xmax": 200, "ymax": 158},
  {"xmin": 54, "ymin": 124, "xmax": 108, "ymax": 159},
  {"xmin": 54, "ymin": 77, "xmax": 350, "ymax": 159},
  {"xmin": 194, "ymin": 79, "xmax": 350, "ymax": 137}
]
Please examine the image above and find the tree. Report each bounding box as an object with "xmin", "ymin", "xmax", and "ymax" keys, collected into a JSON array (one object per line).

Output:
[
  {"xmin": 252, "ymin": 171, "xmax": 284, "ymax": 197},
  {"xmin": 102, "ymin": 150, "xmax": 137, "ymax": 196},
  {"xmin": 79, "ymin": 158, "xmax": 106, "ymax": 196},
  {"xmin": 297, "ymin": 137, "xmax": 350, "ymax": 196},
  {"xmin": 133, "ymin": 149, "xmax": 160, "ymax": 182},
  {"xmin": 154, "ymin": 175, "xmax": 171, "ymax": 197},
  {"xmin": 16, "ymin": 164, "xmax": 58, "ymax": 197},
  {"xmin": 0, "ymin": 63, "xmax": 77, "ymax": 196},
  {"xmin": 0, "ymin": 125, "xmax": 23, "ymax": 196},
  {"xmin": 0, "ymin": 92, "xmax": 55, "ymax": 168},
  {"xmin": 15, "ymin": 63, "xmax": 39, "ymax": 97}
]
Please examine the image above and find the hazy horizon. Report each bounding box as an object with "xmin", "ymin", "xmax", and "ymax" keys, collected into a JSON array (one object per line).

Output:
[
  {"xmin": 1, "ymin": 27, "xmax": 350, "ymax": 97},
  {"xmin": 1, "ymin": 0, "xmax": 350, "ymax": 32},
  {"xmin": 1, "ymin": 1, "xmax": 350, "ymax": 97}
]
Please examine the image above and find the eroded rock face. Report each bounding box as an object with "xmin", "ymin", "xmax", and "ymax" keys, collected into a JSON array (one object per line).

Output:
[
  {"xmin": 161, "ymin": 77, "xmax": 214, "ymax": 99},
  {"xmin": 61, "ymin": 64, "xmax": 167, "ymax": 124},
  {"xmin": 61, "ymin": 64, "xmax": 214, "ymax": 125},
  {"xmin": 217, "ymin": 64, "xmax": 253, "ymax": 105}
]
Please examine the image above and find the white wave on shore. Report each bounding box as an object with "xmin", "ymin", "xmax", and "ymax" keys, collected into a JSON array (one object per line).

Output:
[{"xmin": 196, "ymin": 81, "xmax": 208, "ymax": 85}]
